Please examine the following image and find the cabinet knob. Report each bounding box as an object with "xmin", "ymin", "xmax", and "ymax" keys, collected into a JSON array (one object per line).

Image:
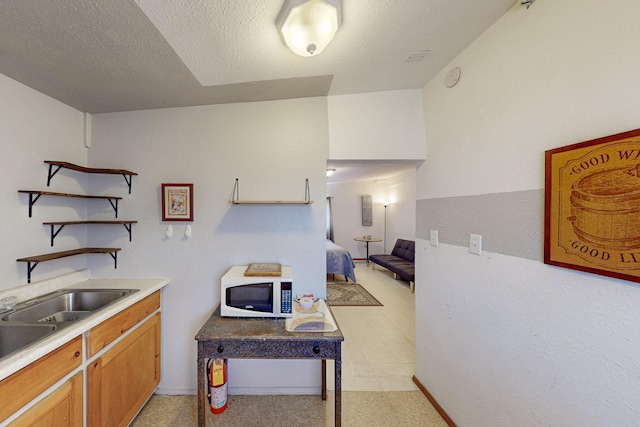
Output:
[
  {"xmin": 74, "ymin": 351, "xmax": 80, "ymax": 358},
  {"xmin": 217, "ymin": 345, "xmax": 224, "ymax": 353},
  {"xmin": 313, "ymin": 345, "xmax": 320, "ymax": 354}
]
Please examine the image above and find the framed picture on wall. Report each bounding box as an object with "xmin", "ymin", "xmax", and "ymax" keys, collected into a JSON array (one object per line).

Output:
[
  {"xmin": 544, "ymin": 128, "xmax": 640, "ymax": 283},
  {"xmin": 162, "ymin": 183, "xmax": 193, "ymax": 221},
  {"xmin": 362, "ymin": 194, "xmax": 372, "ymax": 226}
]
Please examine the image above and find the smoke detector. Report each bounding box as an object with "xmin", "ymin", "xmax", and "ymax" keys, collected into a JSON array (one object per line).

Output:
[{"xmin": 444, "ymin": 67, "xmax": 462, "ymax": 88}]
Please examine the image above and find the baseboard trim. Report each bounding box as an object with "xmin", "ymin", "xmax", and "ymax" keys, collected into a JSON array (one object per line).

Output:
[{"xmin": 412, "ymin": 376, "xmax": 457, "ymax": 427}]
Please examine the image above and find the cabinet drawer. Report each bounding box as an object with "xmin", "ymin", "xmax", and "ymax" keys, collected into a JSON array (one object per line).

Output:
[
  {"xmin": 87, "ymin": 291, "xmax": 160, "ymax": 358},
  {"xmin": 0, "ymin": 336, "xmax": 82, "ymax": 422},
  {"xmin": 200, "ymin": 339, "xmax": 340, "ymax": 359}
]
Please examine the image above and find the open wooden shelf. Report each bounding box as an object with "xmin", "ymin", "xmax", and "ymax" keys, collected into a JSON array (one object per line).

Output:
[
  {"xmin": 230, "ymin": 178, "xmax": 313, "ymax": 205},
  {"xmin": 17, "ymin": 248, "xmax": 121, "ymax": 283},
  {"xmin": 16, "ymin": 160, "xmax": 137, "ymax": 283},
  {"xmin": 43, "ymin": 221, "xmax": 138, "ymax": 246},
  {"xmin": 18, "ymin": 190, "xmax": 122, "ymax": 218},
  {"xmin": 231, "ymin": 200, "xmax": 314, "ymax": 204},
  {"xmin": 45, "ymin": 161, "xmax": 138, "ymax": 193}
]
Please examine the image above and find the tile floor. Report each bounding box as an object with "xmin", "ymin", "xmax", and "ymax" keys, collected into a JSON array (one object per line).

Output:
[
  {"xmin": 326, "ymin": 264, "xmax": 418, "ymax": 393},
  {"xmin": 132, "ymin": 263, "xmax": 447, "ymax": 427}
]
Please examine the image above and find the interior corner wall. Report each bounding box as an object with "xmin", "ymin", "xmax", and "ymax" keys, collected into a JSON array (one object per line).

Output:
[
  {"xmin": 0, "ymin": 74, "xmax": 88, "ymax": 287},
  {"xmin": 416, "ymin": 1, "xmax": 640, "ymax": 426},
  {"xmin": 87, "ymin": 97, "xmax": 329, "ymax": 395}
]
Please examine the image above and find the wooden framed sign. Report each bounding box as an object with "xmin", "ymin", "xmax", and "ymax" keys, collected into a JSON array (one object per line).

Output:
[
  {"xmin": 161, "ymin": 183, "xmax": 193, "ymax": 221},
  {"xmin": 544, "ymin": 128, "xmax": 640, "ymax": 283}
]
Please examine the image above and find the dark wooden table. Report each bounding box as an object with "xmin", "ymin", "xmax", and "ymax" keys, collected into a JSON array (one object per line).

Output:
[{"xmin": 195, "ymin": 305, "xmax": 343, "ymax": 426}]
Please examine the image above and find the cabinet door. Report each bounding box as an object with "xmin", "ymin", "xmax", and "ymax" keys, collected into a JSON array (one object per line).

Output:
[
  {"xmin": 88, "ymin": 313, "xmax": 161, "ymax": 427},
  {"xmin": 8, "ymin": 371, "xmax": 82, "ymax": 427}
]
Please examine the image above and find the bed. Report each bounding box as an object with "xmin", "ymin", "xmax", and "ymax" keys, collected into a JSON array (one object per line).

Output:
[{"xmin": 326, "ymin": 239, "xmax": 356, "ymax": 282}]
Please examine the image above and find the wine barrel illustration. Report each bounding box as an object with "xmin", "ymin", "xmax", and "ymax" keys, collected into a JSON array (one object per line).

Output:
[{"xmin": 569, "ymin": 164, "xmax": 640, "ymax": 250}]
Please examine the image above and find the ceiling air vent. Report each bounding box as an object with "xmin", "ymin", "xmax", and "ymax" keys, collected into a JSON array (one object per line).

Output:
[{"xmin": 404, "ymin": 50, "xmax": 430, "ymax": 63}]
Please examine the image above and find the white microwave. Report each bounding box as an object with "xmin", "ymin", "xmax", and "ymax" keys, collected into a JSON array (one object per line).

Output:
[{"xmin": 220, "ymin": 266, "xmax": 293, "ymax": 318}]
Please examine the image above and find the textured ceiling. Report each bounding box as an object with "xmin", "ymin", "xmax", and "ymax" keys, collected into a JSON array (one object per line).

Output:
[{"xmin": 0, "ymin": 0, "xmax": 516, "ymax": 114}]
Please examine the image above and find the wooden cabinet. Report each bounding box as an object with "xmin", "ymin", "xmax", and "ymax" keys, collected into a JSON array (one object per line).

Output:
[
  {"xmin": 8, "ymin": 371, "xmax": 83, "ymax": 427},
  {"xmin": 0, "ymin": 336, "xmax": 82, "ymax": 422},
  {"xmin": 0, "ymin": 289, "xmax": 162, "ymax": 426},
  {"xmin": 87, "ymin": 312, "xmax": 161, "ymax": 427}
]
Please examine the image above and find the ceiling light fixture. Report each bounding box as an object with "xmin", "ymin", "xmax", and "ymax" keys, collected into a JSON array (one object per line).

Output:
[
  {"xmin": 326, "ymin": 168, "xmax": 336, "ymax": 177},
  {"xmin": 276, "ymin": 0, "xmax": 343, "ymax": 57}
]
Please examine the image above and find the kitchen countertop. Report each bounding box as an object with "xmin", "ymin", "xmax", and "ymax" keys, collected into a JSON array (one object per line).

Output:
[{"xmin": 0, "ymin": 270, "xmax": 169, "ymax": 381}]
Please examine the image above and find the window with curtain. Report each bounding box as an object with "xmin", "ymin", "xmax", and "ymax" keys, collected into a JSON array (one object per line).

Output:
[{"xmin": 326, "ymin": 196, "xmax": 334, "ymax": 242}]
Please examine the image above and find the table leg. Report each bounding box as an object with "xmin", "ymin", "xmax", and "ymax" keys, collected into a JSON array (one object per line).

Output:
[
  {"xmin": 322, "ymin": 359, "xmax": 327, "ymax": 400},
  {"xmin": 197, "ymin": 357, "xmax": 205, "ymax": 427},
  {"xmin": 335, "ymin": 347, "xmax": 342, "ymax": 427},
  {"xmin": 365, "ymin": 241, "xmax": 370, "ymax": 264}
]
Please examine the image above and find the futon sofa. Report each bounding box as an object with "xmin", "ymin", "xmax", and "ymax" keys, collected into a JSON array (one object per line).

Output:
[{"xmin": 369, "ymin": 239, "xmax": 415, "ymax": 292}]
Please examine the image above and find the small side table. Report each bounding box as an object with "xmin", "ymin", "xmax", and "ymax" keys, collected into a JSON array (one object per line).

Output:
[
  {"xmin": 353, "ymin": 237, "xmax": 382, "ymax": 264},
  {"xmin": 195, "ymin": 306, "xmax": 344, "ymax": 426}
]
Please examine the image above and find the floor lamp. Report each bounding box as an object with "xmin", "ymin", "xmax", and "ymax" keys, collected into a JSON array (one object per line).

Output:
[{"xmin": 383, "ymin": 202, "xmax": 388, "ymax": 253}]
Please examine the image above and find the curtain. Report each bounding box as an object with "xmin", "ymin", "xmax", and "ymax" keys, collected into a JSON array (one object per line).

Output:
[{"xmin": 326, "ymin": 196, "xmax": 334, "ymax": 242}]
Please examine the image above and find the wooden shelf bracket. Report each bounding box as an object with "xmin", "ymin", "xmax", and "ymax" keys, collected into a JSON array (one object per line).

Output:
[
  {"xmin": 109, "ymin": 198, "xmax": 119, "ymax": 218},
  {"xmin": 23, "ymin": 260, "xmax": 39, "ymax": 285},
  {"xmin": 24, "ymin": 191, "xmax": 42, "ymax": 218},
  {"xmin": 49, "ymin": 224, "xmax": 65, "ymax": 247}
]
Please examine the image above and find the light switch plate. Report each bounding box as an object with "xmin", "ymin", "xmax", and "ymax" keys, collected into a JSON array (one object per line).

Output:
[
  {"xmin": 470, "ymin": 234, "xmax": 482, "ymax": 255},
  {"xmin": 430, "ymin": 230, "xmax": 438, "ymax": 247}
]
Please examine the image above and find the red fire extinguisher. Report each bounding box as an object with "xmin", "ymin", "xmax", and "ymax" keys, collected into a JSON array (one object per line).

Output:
[{"xmin": 207, "ymin": 358, "xmax": 228, "ymax": 414}]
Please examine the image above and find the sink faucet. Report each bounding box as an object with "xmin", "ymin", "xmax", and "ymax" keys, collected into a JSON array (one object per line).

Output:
[{"xmin": 0, "ymin": 296, "xmax": 17, "ymax": 315}]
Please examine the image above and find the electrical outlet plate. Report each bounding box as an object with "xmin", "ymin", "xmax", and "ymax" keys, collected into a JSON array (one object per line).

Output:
[
  {"xmin": 469, "ymin": 234, "xmax": 482, "ymax": 255},
  {"xmin": 430, "ymin": 230, "xmax": 438, "ymax": 247}
]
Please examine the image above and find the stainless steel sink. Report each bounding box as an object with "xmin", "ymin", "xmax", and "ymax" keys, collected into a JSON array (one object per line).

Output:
[
  {"xmin": 2, "ymin": 289, "xmax": 138, "ymax": 324},
  {"xmin": 0, "ymin": 288, "xmax": 138, "ymax": 360},
  {"xmin": 0, "ymin": 323, "xmax": 57, "ymax": 359}
]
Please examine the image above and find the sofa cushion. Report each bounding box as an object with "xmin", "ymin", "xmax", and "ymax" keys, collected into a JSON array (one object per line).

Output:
[{"xmin": 390, "ymin": 239, "xmax": 415, "ymax": 262}]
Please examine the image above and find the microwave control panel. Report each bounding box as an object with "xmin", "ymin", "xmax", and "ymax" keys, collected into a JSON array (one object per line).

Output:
[{"xmin": 281, "ymin": 282, "xmax": 292, "ymax": 314}]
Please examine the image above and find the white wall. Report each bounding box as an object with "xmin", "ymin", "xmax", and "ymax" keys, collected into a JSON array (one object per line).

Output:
[
  {"xmin": 0, "ymin": 74, "xmax": 88, "ymax": 287},
  {"xmin": 385, "ymin": 168, "xmax": 416, "ymax": 249},
  {"xmin": 87, "ymin": 98, "xmax": 329, "ymax": 395},
  {"xmin": 416, "ymin": 1, "xmax": 640, "ymax": 425},
  {"xmin": 328, "ymin": 90, "xmax": 426, "ymax": 160}
]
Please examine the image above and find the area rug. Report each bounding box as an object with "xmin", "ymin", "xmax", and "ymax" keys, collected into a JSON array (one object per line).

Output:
[{"xmin": 326, "ymin": 282, "xmax": 383, "ymax": 306}]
